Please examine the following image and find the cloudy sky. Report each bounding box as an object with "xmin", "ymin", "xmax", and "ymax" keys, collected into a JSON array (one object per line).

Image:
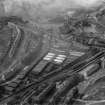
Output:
[{"xmin": 0, "ymin": 0, "xmax": 104, "ymax": 22}]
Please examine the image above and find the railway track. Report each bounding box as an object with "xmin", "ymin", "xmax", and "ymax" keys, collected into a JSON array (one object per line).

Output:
[
  {"xmin": 15, "ymin": 49, "xmax": 104, "ymax": 105},
  {"xmin": 0, "ymin": 48, "xmax": 104, "ymax": 104}
]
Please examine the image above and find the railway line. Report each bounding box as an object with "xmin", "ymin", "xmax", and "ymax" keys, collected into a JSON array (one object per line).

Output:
[
  {"xmin": 13, "ymin": 49, "xmax": 105, "ymax": 105},
  {"xmin": 0, "ymin": 47, "xmax": 104, "ymax": 105}
]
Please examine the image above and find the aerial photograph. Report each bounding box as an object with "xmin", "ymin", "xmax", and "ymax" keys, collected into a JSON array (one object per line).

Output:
[{"xmin": 0, "ymin": 0, "xmax": 105, "ymax": 105}]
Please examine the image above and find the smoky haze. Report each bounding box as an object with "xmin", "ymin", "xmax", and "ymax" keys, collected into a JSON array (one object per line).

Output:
[{"xmin": 0, "ymin": 0, "xmax": 105, "ymax": 23}]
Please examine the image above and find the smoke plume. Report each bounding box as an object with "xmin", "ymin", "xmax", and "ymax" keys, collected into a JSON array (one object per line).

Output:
[{"xmin": 0, "ymin": 0, "xmax": 105, "ymax": 22}]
